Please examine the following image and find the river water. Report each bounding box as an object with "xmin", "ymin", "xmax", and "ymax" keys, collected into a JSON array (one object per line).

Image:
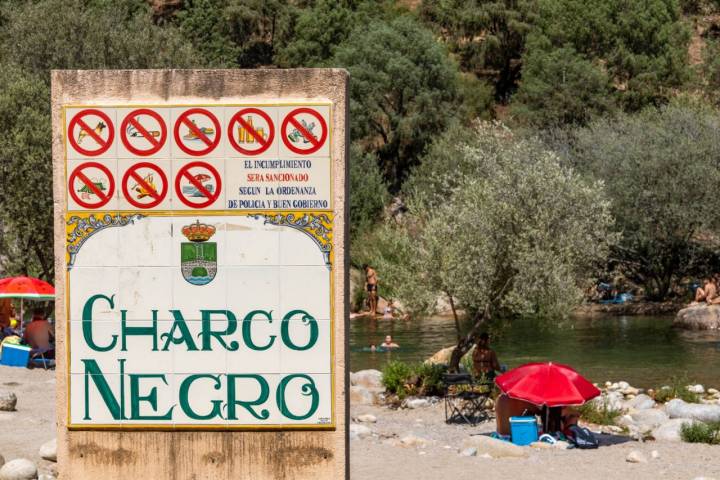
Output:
[{"xmin": 350, "ymin": 314, "xmax": 720, "ymax": 388}]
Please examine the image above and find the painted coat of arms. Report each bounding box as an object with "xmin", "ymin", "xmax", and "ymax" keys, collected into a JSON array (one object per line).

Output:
[{"xmin": 180, "ymin": 220, "xmax": 217, "ymax": 285}]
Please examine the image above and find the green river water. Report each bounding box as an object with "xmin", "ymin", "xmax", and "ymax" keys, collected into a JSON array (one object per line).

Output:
[{"xmin": 350, "ymin": 315, "xmax": 720, "ymax": 389}]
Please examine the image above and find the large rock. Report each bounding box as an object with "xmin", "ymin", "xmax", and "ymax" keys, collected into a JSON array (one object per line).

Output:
[
  {"xmin": 350, "ymin": 386, "xmax": 375, "ymax": 405},
  {"xmin": 674, "ymin": 305, "xmax": 720, "ymax": 330},
  {"xmin": 0, "ymin": 391, "xmax": 17, "ymax": 412},
  {"xmin": 652, "ymin": 418, "xmax": 701, "ymax": 442},
  {"xmin": 426, "ymin": 345, "xmax": 475, "ymax": 365},
  {"xmin": 589, "ymin": 391, "xmax": 625, "ymax": 412},
  {"xmin": 666, "ymin": 399, "xmax": 720, "ymax": 422},
  {"xmin": 460, "ymin": 435, "xmax": 528, "ymax": 459},
  {"xmin": 39, "ymin": 438, "xmax": 57, "ymax": 462},
  {"xmin": 403, "ymin": 398, "xmax": 430, "ymax": 409},
  {"xmin": 629, "ymin": 409, "xmax": 669, "ymax": 432},
  {"xmin": 350, "ymin": 370, "xmax": 383, "ymax": 390},
  {"xmin": 0, "ymin": 459, "xmax": 37, "ymax": 480},
  {"xmin": 626, "ymin": 394, "xmax": 655, "ymax": 410}
]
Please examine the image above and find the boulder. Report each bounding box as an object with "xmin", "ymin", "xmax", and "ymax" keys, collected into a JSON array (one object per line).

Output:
[
  {"xmin": 674, "ymin": 305, "xmax": 720, "ymax": 330},
  {"xmin": 426, "ymin": 345, "xmax": 475, "ymax": 365},
  {"xmin": 629, "ymin": 409, "xmax": 669, "ymax": 432},
  {"xmin": 354, "ymin": 414, "xmax": 377, "ymax": 423},
  {"xmin": 708, "ymin": 388, "xmax": 719, "ymax": 396},
  {"xmin": 626, "ymin": 394, "xmax": 655, "ymax": 410},
  {"xmin": 460, "ymin": 436, "xmax": 528, "ymax": 459},
  {"xmin": 350, "ymin": 386, "xmax": 375, "ymax": 405},
  {"xmin": 0, "ymin": 392, "xmax": 17, "ymax": 412},
  {"xmin": 652, "ymin": 418, "xmax": 700, "ymax": 442},
  {"xmin": 590, "ymin": 391, "xmax": 624, "ymax": 412},
  {"xmin": 666, "ymin": 399, "xmax": 720, "ymax": 422},
  {"xmin": 38, "ymin": 439, "xmax": 56, "ymax": 462},
  {"xmin": 350, "ymin": 370, "xmax": 383, "ymax": 390},
  {"xmin": 349, "ymin": 424, "xmax": 373, "ymax": 440},
  {"xmin": 626, "ymin": 450, "xmax": 648, "ymax": 464},
  {"xmin": 687, "ymin": 384, "xmax": 705, "ymax": 394},
  {"xmin": 0, "ymin": 459, "xmax": 37, "ymax": 480}
]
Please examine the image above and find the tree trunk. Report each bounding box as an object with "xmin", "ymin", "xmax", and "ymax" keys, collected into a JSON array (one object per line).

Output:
[
  {"xmin": 446, "ymin": 292, "xmax": 461, "ymax": 343},
  {"xmin": 447, "ymin": 307, "xmax": 490, "ymax": 373}
]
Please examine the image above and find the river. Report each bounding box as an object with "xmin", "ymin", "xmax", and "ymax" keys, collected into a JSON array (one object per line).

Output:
[{"xmin": 350, "ymin": 314, "xmax": 720, "ymax": 388}]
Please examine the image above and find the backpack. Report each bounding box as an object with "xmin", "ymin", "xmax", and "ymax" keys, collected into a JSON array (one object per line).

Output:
[{"xmin": 568, "ymin": 425, "xmax": 599, "ymax": 449}]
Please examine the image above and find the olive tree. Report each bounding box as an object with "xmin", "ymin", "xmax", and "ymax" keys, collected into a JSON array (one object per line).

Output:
[{"xmin": 363, "ymin": 123, "xmax": 615, "ymax": 370}]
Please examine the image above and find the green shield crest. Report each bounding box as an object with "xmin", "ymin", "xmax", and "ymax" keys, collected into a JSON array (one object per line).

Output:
[{"xmin": 181, "ymin": 241, "xmax": 217, "ymax": 286}]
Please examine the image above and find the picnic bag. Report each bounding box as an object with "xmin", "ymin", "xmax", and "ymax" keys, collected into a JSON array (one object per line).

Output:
[{"xmin": 568, "ymin": 425, "xmax": 599, "ymax": 449}]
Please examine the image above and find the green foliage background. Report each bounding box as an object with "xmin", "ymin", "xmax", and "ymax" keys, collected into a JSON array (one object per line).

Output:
[{"xmin": 0, "ymin": 0, "xmax": 718, "ymax": 312}]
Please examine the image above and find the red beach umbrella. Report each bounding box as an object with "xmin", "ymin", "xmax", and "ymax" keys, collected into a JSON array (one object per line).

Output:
[
  {"xmin": 495, "ymin": 362, "xmax": 601, "ymax": 407},
  {"xmin": 0, "ymin": 276, "xmax": 55, "ymax": 326},
  {"xmin": 0, "ymin": 276, "xmax": 55, "ymax": 299}
]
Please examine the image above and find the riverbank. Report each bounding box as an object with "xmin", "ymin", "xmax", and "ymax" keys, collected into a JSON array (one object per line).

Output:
[
  {"xmin": 572, "ymin": 301, "xmax": 682, "ymax": 317},
  {"xmin": 350, "ymin": 370, "xmax": 720, "ymax": 480}
]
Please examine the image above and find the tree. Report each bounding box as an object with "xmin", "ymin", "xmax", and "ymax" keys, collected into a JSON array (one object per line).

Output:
[
  {"xmin": 348, "ymin": 143, "xmax": 389, "ymax": 239},
  {"xmin": 333, "ymin": 15, "xmax": 461, "ymax": 190},
  {"xmin": 364, "ymin": 123, "xmax": 615, "ymax": 370},
  {"xmin": 0, "ymin": 0, "xmax": 201, "ymax": 77},
  {"xmin": 0, "ymin": 65, "xmax": 53, "ymax": 279},
  {"xmin": 511, "ymin": 35, "xmax": 614, "ymax": 126},
  {"xmin": 419, "ymin": 0, "xmax": 537, "ymax": 102},
  {"xmin": 564, "ymin": 103, "xmax": 720, "ymax": 300}
]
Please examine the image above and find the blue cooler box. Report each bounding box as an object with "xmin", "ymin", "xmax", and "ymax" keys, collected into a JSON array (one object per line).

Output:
[
  {"xmin": 0, "ymin": 344, "xmax": 31, "ymax": 367},
  {"xmin": 510, "ymin": 416, "xmax": 539, "ymax": 446}
]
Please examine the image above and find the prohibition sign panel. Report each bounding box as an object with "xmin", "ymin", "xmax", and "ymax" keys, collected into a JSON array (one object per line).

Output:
[
  {"xmin": 68, "ymin": 161, "xmax": 116, "ymax": 210},
  {"xmin": 280, "ymin": 107, "xmax": 329, "ymax": 156},
  {"xmin": 67, "ymin": 109, "xmax": 115, "ymax": 158},
  {"xmin": 120, "ymin": 108, "xmax": 168, "ymax": 157},
  {"xmin": 173, "ymin": 108, "xmax": 222, "ymax": 156},
  {"xmin": 175, "ymin": 161, "xmax": 223, "ymax": 208},
  {"xmin": 121, "ymin": 161, "xmax": 169, "ymax": 209},
  {"xmin": 227, "ymin": 107, "xmax": 276, "ymax": 156}
]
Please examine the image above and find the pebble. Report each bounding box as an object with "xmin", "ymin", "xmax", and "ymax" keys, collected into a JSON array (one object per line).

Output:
[
  {"xmin": 0, "ymin": 458, "xmax": 37, "ymax": 480},
  {"xmin": 626, "ymin": 450, "xmax": 648, "ymax": 464},
  {"xmin": 400, "ymin": 435, "xmax": 429, "ymax": 448},
  {"xmin": 459, "ymin": 447, "xmax": 478, "ymax": 456},
  {"xmin": 404, "ymin": 398, "xmax": 430, "ymax": 409},
  {"xmin": 355, "ymin": 414, "xmax": 377, "ymax": 423},
  {"xmin": 0, "ymin": 392, "xmax": 17, "ymax": 412},
  {"xmin": 39, "ymin": 438, "xmax": 56, "ymax": 462},
  {"xmin": 651, "ymin": 450, "xmax": 660, "ymax": 459},
  {"xmin": 349, "ymin": 423, "xmax": 372, "ymax": 440}
]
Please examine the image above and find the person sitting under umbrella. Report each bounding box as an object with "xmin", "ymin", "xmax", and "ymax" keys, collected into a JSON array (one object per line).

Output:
[{"xmin": 23, "ymin": 308, "xmax": 54, "ymax": 355}]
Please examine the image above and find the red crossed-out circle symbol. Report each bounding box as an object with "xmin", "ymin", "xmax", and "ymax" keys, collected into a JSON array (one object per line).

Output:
[
  {"xmin": 227, "ymin": 108, "xmax": 275, "ymax": 155},
  {"xmin": 281, "ymin": 107, "xmax": 328, "ymax": 155},
  {"xmin": 68, "ymin": 162, "xmax": 115, "ymax": 209},
  {"xmin": 120, "ymin": 109, "xmax": 167, "ymax": 156},
  {"xmin": 68, "ymin": 109, "xmax": 115, "ymax": 156},
  {"xmin": 175, "ymin": 161, "xmax": 222, "ymax": 208},
  {"xmin": 122, "ymin": 162, "xmax": 169, "ymax": 209},
  {"xmin": 173, "ymin": 108, "xmax": 221, "ymax": 156}
]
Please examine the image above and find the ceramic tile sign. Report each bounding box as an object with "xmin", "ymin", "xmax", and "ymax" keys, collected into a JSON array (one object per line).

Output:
[{"xmin": 62, "ymin": 102, "xmax": 336, "ymax": 429}]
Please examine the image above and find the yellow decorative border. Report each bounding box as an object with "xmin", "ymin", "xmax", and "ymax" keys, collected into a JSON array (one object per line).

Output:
[{"xmin": 62, "ymin": 102, "xmax": 338, "ymax": 431}]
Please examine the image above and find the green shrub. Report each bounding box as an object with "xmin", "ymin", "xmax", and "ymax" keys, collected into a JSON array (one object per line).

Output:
[
  {"xmin": 578, "ymin": 400, "xmax": 621, "ymax": 426},
  {"xmin": 681, "ymin": 421, "xmax": 720, "ymax": 445},
  {"xmin": 413, "ymin": 362, "xmax": 446, "ymax": 397},
  {"xmin": 654, "ymin": 376, "xmax": 700, "ymax": 404},
  {"xmin": 382, "ymin": 361, "xmax": 413, "ymax": 398}
]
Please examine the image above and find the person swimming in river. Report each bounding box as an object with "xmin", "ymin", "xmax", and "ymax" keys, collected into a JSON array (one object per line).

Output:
[{"xmin": 380, "ymin": 335, "xmax": 399, "ymax": 348}]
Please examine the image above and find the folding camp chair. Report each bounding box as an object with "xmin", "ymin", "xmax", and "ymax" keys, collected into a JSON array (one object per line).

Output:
[
  {"xmin": 29, "ymin": 347, "xmax": 55, "ymax": 370},
  {"xmin": 442, "ymin": 373, "xmax": 492, "ymax": 426}
]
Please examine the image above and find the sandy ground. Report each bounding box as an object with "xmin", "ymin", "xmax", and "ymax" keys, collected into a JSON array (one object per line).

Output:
[
  {"xmin": 350, "ymin": 402, "xmax": 720, "ymax": 480},
  {"xmin": 0, "ymin": 366, "xmax": 56, "ymax": 475},
  {"xmin": 1, "ymin": 366, "xmax": 718, "ymax": 479}
]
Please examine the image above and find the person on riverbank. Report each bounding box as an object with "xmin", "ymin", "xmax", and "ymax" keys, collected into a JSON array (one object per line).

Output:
[
  {"xmin": 694, "ymin": 276, "xmax": 718, "ymax": 303},
  {"xmin": 472, "ymin": 332, "xmax": 501, "ymax": 381},
  {"xmin": 364, "ymin": 264, "xmax": 378, "ymax": 318},
  {"xmin": 23, "ymin": 308, "xmax": 54, "ymax": 351}
]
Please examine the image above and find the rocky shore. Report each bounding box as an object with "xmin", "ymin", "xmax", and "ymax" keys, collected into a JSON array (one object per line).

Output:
[
  {"xmin": 674, "ymin": 304, "xmax": 720, "ymax": 330},
  {"xmin": 351, "ymin": 369, "xmax": 720, "ymax": 480}
]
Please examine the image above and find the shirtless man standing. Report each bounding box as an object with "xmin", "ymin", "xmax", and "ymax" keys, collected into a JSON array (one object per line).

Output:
[{"xmin": 363, "ymin": 264, "xmax": 378, "ymax": 317}]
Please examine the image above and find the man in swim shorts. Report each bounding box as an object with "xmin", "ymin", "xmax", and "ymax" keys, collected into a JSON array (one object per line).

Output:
[{"xmin": 364, "ymin": 264, "xmax": 378, "ymax": 318}]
